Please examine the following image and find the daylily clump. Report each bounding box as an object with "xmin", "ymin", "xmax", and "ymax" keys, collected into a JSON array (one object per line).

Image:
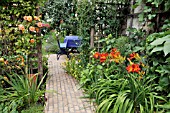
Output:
[
  {"xmin": 100, "ymin": 53, "xmax": 108, "ymax": 63},
  {"xmin": 126, "ymin": 53, "xmax": 146, "ymax": 78},
  {"xmin": 126, "ymin": 63, "xmax": 141, "ymax": 73},
  {"xmin": 93, "ymin": 48, "xmax": 125, "ymax": 63},
  {"xmin": 93, "ymin": 48, "xmax": 146, "ymax": 76},
  {"xmin": 93, "ymin": 52, "xmax": 108, "ymax": 63},
  {"xmin": 109, "ymin": 48, "xmax": 125, "ymax": 63}
]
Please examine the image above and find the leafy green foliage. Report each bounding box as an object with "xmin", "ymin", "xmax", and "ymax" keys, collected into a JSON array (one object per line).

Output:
[
  {"xmin": 88, "ymin": 74, "xmax": 166, "ymax": 113},
  {"xmin": 0, "ymin": 72, "xmax": 47, "ymax": 112},
  {"xmin": 41, "ymin": 0, "xmax": 78, "ymax": 35},
  {"xmin": 150, "ymin": 32, "xmax": 170, "ymax": 56},
  {"xmin": 0, "ymin": 0, "xmax": 48, "ymax": 112}
]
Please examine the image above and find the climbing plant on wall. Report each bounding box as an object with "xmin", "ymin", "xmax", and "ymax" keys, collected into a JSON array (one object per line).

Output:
[
  {"xmin": 0, "ymin": 0, "xmax": 50, "ymax": 112},
  {"xmin": 0, "ymin": 0, "xmax": 49, "ymax": 75}
]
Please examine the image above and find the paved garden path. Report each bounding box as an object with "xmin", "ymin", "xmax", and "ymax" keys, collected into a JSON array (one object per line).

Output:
[{"xmin": 44, "ymin": 54, "xmax": 95, "ymax": 113}]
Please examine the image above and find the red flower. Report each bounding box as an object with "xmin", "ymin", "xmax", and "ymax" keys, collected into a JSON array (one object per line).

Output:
[
  {"xmin": 126, "ymin": 63, "xmax": 141, "ymax": 73},
  {"xmin": 111, "ymin": 48, "xmax": 117, "ymax": 53},
  {"xmin": 129, "ymin": 53, "xmax": 136, "ymax": 60},
  {"xmin": 93, "ymin": 52, "xmax": 100, "ymax": 59},
  {"xmin": 110, "ymin": 48, "xmax": 120, "ymax": 59},
  {"xmin": 132, "ymin": 64, "xmax": 141, "ymax": 73},
  {"xmin": 110, "ymin": 51, "xmax": 120, "ymax": 58},
  {"xmin": 28, "ymin": 74, "xmax": 37, "ymax": 82},
  {"xmin": 100, "ymin": 53, "xmax": 108, "ymax": 63},
  {"xmin": 126, "ymin": 65, "xmax": 133, "ymax": 73}
]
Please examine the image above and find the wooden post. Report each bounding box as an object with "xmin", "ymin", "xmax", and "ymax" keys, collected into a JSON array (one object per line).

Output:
[
  {"xmin": 90, "ymin": 27, "xmax": 95, "ymax": 48},
  {"xmin": 129, "ymin": 0, "xmax": 134, "ymax": 30},
  {"xmin": 37, "ymin": 40, "xmax": 43, "ymax": 79}
]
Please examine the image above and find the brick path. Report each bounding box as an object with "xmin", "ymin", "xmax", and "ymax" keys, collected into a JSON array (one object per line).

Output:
[{"xmin": 44, "ymin": 54, "xmax": 95, "ymax": 113}]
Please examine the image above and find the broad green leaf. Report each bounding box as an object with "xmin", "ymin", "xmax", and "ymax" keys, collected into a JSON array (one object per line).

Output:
[
  {"xmin": 150, "ymin": 34, "xmax": 170, "ymax": 45},
  {"xmin": 151, "ymin": 46, "xmax": 163, "ymax": 53},
  {"xmin": 151, "ymin": 38, "xmax": 165, "ymax": 45},
  {"xmin": 163, "ymin": 40, "xmax": 170, "ymax": 56},
  {"xmin": 138, "ymin": 13, "xmax": 144, "ymax": 22}
]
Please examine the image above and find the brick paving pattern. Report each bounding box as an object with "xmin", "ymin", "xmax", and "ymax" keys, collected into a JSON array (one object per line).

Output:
[{"xmin": 44, "ymin": 54, "xmax": 95, "ymax": 113}]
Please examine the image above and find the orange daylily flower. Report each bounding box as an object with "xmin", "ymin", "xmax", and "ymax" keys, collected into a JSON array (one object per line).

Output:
[
  {"xmin": 132, "ymin": 64, "xmax": 141, "ymax": 73},
  {"xmin": 129, "ymin": 53, "xmax": 141, "ymax": 60},
  {"xmin": 28, "ymin": 74, "xmax": 37, "ymax": 82},
  {"xmin": 129, "ymin": 53, "xmax": 136, "ymax": 60},
  {"xmin": 29, "ymin": 26, "xmax": 35, "ymax": 32},
  {"xmin": 126, "ymin": 65, "xmax": 133, "ymax": 73},
  {"xmin": 110, "ymin": 51, "xmax": 120, "ymax": 58},
  {"xmin": 110, "ymin": 48, "xmax": 120, "ymax": 59},
  {"xmin": 100, "ymin": 53, "xmax": 108, "ymax": 63},
  {"xmin": 93, "ymin": 52, "xmax": 100, "ymax": 59},
  {"xmin": 126, "ymin": 63, "xmax": 141, "ymax": 73},
  {"xmin": 111, "ymin": 48, "xmax": 117, "ymax": 53}
]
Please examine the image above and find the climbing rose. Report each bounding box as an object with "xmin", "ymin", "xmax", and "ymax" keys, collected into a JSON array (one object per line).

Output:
[
  {"xmin": 27, "ymin": 16, "xmax": 32, "ymax": 22},
  {"xmin": 18, "ymin": 24, "xmax": 25, "ymax": 31},
  {"xmin": 29, "ymin": 26, "xmax": 35, "ymax": 32},
  {"xmin": 23, "ymin": 16, "xmax": 27, "ymax": 20},
  {"xmin": 35, "ymin": 27, "xmax": 40, "ymax": 33},
  {"xmin": 30, "ymin": 39, "xmax": 35, "ymax": 43},
  {"xmin": 37, "ymin": 22, "xmax": 43, "ymax": 27}
]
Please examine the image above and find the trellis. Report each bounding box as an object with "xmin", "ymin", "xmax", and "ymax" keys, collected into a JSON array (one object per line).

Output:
[
  {"xmin": 90, "ymin": 0, "xmax": 170, "ymax": 51},
  {"xmin": 90, "ymin": 1, "xmax": 130, "ymax": 50}
]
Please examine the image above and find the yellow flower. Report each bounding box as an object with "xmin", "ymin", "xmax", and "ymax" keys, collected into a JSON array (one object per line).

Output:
[
  {"xmin": 34, "ymin": 16, "xmax": 40, "ymax": 21},
  {"xmin": 4, "ymin": 76, "xmax": 8, "ymax": 81},
  {"xmin": 134, "ymin": 53, "xmax": 141, "ymax": 60},
  {"xmin": 127, "ymin": 58, "xmax": 133, "ymax": 65}
]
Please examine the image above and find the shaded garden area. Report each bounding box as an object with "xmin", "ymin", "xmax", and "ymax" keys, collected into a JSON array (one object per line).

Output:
[{"xmin": 0, "ymin": 0, "xmax": 170, "ymax": 112}]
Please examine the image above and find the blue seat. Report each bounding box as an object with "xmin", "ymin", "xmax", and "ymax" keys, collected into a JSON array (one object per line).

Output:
[
  {"xmin": 56, "ymin": 38, "xmax": 69, "ymax": 60},
  {"xmin": 56, "ymin": 35, "xmax": 81, "ymax": 60}
]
